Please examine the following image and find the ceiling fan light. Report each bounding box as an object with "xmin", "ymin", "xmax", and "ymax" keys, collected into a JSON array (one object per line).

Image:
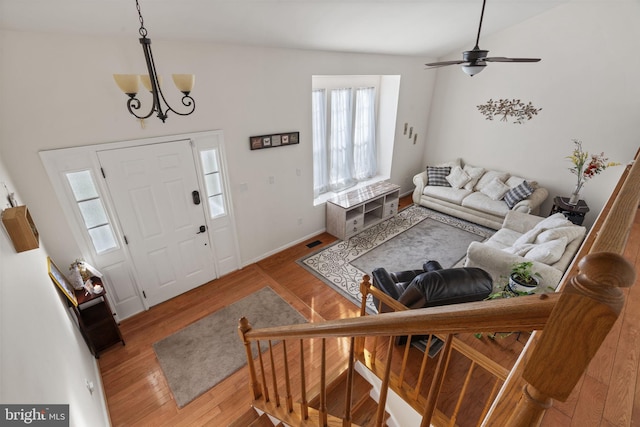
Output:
[{"xmin": 461, "ymin": 63, "xmax": 486, "ymax": 76}]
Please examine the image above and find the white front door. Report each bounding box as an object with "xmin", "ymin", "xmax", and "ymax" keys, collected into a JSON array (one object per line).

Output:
[{"xmin": 97, "ymin": 140, "xmax": 216, "ymax": 307}]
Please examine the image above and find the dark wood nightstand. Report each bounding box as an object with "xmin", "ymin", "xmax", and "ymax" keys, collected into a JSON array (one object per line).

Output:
[
  {"xmin": 72, "ymin": 278, "xmax": 125, "ymax": 358},
  {"xmin": 550, "ymin": 196, "xmax": 590, "ymax": 225}
]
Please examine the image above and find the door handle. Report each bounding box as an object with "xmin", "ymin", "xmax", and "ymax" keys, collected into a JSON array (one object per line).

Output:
[
  {"xmin": 197, "ymin": 225, "xmax": 206, "ymax": 234},
  {"xmin": 192, "ymin": 190, "xmax": 201, "ymax": 205}
]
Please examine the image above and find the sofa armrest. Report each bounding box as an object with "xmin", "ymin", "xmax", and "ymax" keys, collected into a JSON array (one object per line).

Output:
[
  {"xmin": 412, "ymin": 171, "xmax": 428, "ymax": 204},
  {"xmin": 464, "ymin": 241, "xmax": 563, "ymax": 291},
  {"xmin": 502, "ymin": 211, "xmax": 545, "ymax": 234},
  {"xmin": 512, "ymin": 187, "xmax": 549, "ymax": 214}
]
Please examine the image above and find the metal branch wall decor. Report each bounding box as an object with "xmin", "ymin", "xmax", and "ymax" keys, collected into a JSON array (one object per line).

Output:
[{"xmin": 477, "ymin": 99, "xmax": 542, "ymax": 124}]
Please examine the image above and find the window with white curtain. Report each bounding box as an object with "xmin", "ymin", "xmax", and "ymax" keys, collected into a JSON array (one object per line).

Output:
[{"xmin": 312, "ymin": 81, "xmax": 378, "ymax": 197}]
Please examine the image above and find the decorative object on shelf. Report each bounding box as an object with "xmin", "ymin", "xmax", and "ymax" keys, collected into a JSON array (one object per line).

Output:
[
  {"xmin": 566, "ymin": 139, "xmax": 620, "ymax": 205},
  {"xmin": 476, "ymin": 99, "xmax": 542, "ymax": 124},
  {"xmin": 113, "ymin": 0, "xmax": 195, "ymax": 123},
  {"xmin": 507, "ymin": 261, "xmax": 541, "ymax": 294},
  {"xmin": 249, "ymin": 132, "xmax": 299, "ymax": 150}
]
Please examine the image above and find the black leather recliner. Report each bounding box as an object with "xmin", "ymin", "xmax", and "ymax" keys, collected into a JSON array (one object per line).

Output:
[
  {"xmin": 371, "ymin": 260, "xmax": 493, "ymax": 311},
  {"xmin": 371, "ymin": 260, "xmax": 493, "ymax": 349}
]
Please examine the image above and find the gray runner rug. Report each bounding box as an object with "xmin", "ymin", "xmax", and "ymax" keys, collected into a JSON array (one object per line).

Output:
[
  {"xmin": 298, "ymin": 205, "xmax": 494, "ymax": 312},
  {"xmin": 153, "ymin": 286, "xmax": 307, "ymax": 408}
]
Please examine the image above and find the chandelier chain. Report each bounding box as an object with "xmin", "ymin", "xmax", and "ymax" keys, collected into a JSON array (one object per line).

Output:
[{"xmin": 135, "ymin": 0, "xmax": 147, "ymax": 38}]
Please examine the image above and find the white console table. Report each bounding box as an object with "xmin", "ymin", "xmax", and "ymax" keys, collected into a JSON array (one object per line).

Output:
[{"xmin": 326, "ymin": 182, "xmax": 401, "ymax": 240}]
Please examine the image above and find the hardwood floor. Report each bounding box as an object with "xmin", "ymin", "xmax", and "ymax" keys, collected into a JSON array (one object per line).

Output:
[{"xmin": 98, "ymin": 198, "xmax": 640, "ymax": 426}]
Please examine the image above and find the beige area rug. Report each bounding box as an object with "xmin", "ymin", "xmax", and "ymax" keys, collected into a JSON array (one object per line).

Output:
[
  {"xmin": 153, "ymin": 287, "xmax": 307, "ymax": 408},
  {"xmin": 298, "ymin": 205, "xmax": 494, "ymax": 312}
]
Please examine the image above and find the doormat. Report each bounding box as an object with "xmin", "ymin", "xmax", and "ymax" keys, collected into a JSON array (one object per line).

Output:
[{"xmin": 152, "ymin": 287, "xmax": 307, "ymax": 408}]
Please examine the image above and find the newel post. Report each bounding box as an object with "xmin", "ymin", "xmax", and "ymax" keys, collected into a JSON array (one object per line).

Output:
[
  {"xmin": 238, "ymin": 317, "xmax": 262, "ymax": 400},
  {"xmin": 506, "ymin": 252, "xmax": 636, "ymax": 426},
  {"xmin": 355, "ymin": 275, "xmax": 372, "ymax": 355}
]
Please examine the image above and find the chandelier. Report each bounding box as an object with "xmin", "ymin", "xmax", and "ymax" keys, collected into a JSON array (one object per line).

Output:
[{"xmin": 113, "ymin": 0, "xmax": 195, "ymax": 123}]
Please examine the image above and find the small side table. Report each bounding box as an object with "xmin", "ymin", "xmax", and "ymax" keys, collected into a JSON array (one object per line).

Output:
[{"xmin": 550, "ymin": 196, "xmax": 589, "ymax": 225}]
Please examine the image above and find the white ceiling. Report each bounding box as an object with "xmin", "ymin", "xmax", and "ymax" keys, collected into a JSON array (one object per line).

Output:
[{"xmin": 0, "ymin": 0, "xmax": 570, "ymax": 58}]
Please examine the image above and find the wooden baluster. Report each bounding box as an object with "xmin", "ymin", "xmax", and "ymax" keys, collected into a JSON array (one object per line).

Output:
[
  {"xmin": 343, "ymin": 336, "xmax": 355, "ymax": 427},
  {"xmin": 319, "ymin": 338, "xmax": 327, "ymax": 427},
  {"xmin": 421, "ymin": 334, "xmax": 454, "ymax": 427},
  {"xmin": 238, "ymin": 317, "xmax": 262, "ymax": 400},
  {"xmin": 506, "ymin": 252, "xmax": 635, "ymax": 426},
  {"xmin": 449, "ymin": 361, "xmax": 477, "ymax": 427},
  {"xmin": 299, "ymin": 339, "xmax": 309, "ymax": 420},
  {"xmin": 268, "ymin": 340, "xmax": 280, "ymax": 407},
  {"xmin": 476, "ymin": 379, "xmax": 501, "ymax": 427},
  {"xmin": 356, "ymin": 275, "xmax": 372, "ymax": 356},
  {"xmin": 282, "ymin": 340, "xmax": 293, "ymax": 413},
  {"xmin": 398, "ymin": 334, "xmax": 413, "ymax": 386},
  {"xmin": 375, "ymin": 336, "xmax": 395, "ymax": 427},
  {"xmin": 412, "ymin": 335, "xmax": 433, "ymax": 400},
  {"xmin": 256, "ymin": 340, "xmax": 270, "ymax": 402}
]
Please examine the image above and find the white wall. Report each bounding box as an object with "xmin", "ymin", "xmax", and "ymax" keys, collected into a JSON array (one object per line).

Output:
[
  {"xmin": 0, "ymin": 153, "xmax": 110, "ymax": 426},
  {"xmin": 423, "ymin": 2, "xmax": 640, "ymax": 227},
  {"xmin": 0, "ymin": 30, "xmax": 434, "ymax": 270}
]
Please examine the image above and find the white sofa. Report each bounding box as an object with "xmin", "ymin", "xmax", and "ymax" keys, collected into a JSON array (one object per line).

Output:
[
  {"xmin": 464, "ymin": 211, "xmax": 587, "ymax": 291},
  {"xmin": 412, "ymin": 159, "xmax": 549, "ymax": 230}
]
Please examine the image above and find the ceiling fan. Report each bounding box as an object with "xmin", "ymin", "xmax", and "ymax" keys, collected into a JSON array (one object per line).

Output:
[{"xmin": 425, "ymin": 0, "xmax": 541, "ymax": 76}]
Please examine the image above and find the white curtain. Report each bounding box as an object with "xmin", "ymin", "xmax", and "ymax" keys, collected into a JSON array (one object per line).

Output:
[
  {"xmin": 353, "ymin": 87, "xmax": 376, "ymax": 180},
  {"xmin": 312, "ymin": 89, "xmax": 328, "ymax": 197},
  {"xmin": 312, "ymin": 86, "xmax": 377, "ymax": 196},
  {"xmin": 329, "ymin": 88, "xmax": 355, "ymax": 191}
]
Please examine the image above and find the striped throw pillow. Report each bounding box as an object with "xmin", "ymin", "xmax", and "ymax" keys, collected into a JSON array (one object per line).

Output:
[
  {"xmin": 504, "ymin": 181, "xmax": 534, "ymax": 209},
  {"xmin": 426, "ymin": 166, "xmax": 451, "ymax": 187}
]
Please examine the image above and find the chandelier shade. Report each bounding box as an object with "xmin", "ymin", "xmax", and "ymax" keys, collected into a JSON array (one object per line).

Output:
[{"xmin": 114, "ymin": 0, "xmax": 195, "ymax": 123}]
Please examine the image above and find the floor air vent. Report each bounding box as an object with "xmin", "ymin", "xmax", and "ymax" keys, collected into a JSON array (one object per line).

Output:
[{"xmin": 306, "ymin": 240, "xmax": 322, "ymax": 248}]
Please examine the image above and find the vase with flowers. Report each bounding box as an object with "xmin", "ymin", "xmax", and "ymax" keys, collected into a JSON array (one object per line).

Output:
[{"xmin": 566, "ymin": 140, "xmax": 620, "ymax": 205}]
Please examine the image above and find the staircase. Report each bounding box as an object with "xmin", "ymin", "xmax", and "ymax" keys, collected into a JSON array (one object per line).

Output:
[{"xmin": 228, "ymin": 152, "xmax": 639, "ymax": 426}]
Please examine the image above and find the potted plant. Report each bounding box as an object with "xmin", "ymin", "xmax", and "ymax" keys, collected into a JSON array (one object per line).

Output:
[{"xmin": 507, "ymin": 261, "xmax": 541, "ymax": 294}]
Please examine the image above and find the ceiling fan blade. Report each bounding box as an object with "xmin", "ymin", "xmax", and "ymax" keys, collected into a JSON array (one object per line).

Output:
[
  {"xmin": 425, "ymin": 60, "xmax": 466, "ymax": 68},
  {"xmin": 484, "ymin": 57, "xmax": 541, "ymax": 63}
]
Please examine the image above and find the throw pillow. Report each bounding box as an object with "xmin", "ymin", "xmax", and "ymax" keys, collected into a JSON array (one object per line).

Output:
[
  {"xmin": 446, "ymin": 166, "xmax": 471, "ymax": 189},
  {"xmin": 480, "ymin": 177, "xmax": 511, "ymax": 200},
  {"xmin": 506, "ymin": 176, "xmax": 539, "ymax": 190},
  {"xmin": 463, "ymin": 165, "xmax": 486, "ymax": 190},
  {"xmin": 536, "ymin": 226, "xmax": 585, "ymax": 244},
  {"xmin": 524, "ymin": 237, "xmax": 568, "ymax": 265},
  {"xmin": 504, "ymin": 181, "xmax": 534, "ymax": 209},
  {"xmin": 474, "ymin": 170, "xmax": 509, "ymax": 191},
  {"xmin": 426, "ymin": 166, "xmax": 452, "ymax": 187}
]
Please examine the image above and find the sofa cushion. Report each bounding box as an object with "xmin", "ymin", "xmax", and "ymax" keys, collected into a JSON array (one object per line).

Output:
[
  {"xmin": 474, "ymin": 170, "xmax": 509, "ymax": 191},
  {"xmin": 446, "ymin": 166, "xmax": 471, "ymax": 189},
  {"xmin": 480, "ymin": 177, "xmax": 511, "ymax": 200},
  {"xmin": 423, "ymin": 186, "xmax": 472, "ymax": 204},
  {"xmin": 463, "ymin": 164, "xmax": 486, "ymax": 190},
  {"xmin": 490, "ymin": 228, "xmax": 525, "ymax": 248},
  {"xmin": 503, "ymin": 181, "xmax": 534, "ymax": 209},
  {"xmin": 426, "ymin": 166, "xmax": 452, "ymax": 187},
  {"xmin": 461, "ymin": 192, "xmax": 510, "ymax": 216},
  {"xmin": 524, "ymin": 237, "xmax": 568, "ymax": 264}
]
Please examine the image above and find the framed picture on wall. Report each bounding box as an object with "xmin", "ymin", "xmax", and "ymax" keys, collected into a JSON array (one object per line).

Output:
[
  {"xmin": 249, "ymin": 132, "xmax": 299, "ymax": 150},
  {"xmin": 47, "ymin": 257, "xmax": 78, "ymax": 307}
]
